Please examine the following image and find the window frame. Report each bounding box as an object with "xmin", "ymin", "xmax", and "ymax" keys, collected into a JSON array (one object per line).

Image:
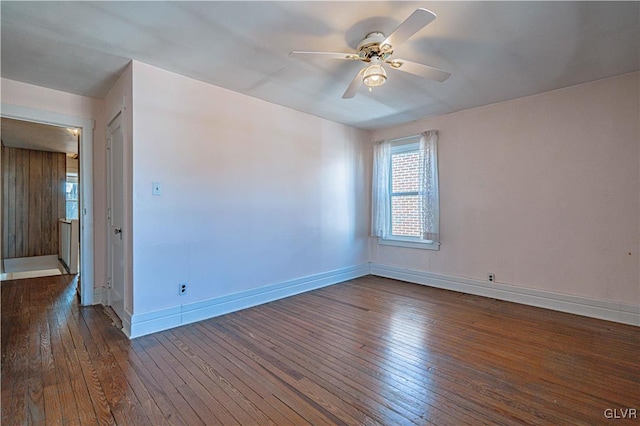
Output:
[
  {"xmin": 378, "ymin": 135, "xmax": 440, "ymax": 251},
  {"xmin": 65, "ymin": 172, "xmax": 79, "ymax": 220}
]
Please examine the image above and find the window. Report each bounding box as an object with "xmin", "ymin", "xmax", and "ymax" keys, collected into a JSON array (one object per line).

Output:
[
  {"xmin": 66, "ymin": 173, "xmax": 79, "ymax": 220},
  {"xmin": 371, "ymin": 130, "xmax": 439, "ymax": 250}
]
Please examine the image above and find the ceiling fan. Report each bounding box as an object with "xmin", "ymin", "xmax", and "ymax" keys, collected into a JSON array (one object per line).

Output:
[{"xmin": 290, "ymin": 8, "xmax": 451, "ymax": 99}]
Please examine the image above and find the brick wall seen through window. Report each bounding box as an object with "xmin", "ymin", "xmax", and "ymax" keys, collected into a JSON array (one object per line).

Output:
[{"xmin": 391, "ymin": 150, "xmax": 422, "ymax": 237}]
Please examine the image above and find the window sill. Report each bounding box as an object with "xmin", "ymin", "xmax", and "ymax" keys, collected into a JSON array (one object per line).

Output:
[{"xmin": 377, "ymin": 238, "xmax": 440, "ymax": 251}]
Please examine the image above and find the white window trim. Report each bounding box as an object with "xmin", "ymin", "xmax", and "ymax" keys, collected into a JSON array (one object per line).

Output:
[
  {"xmin": 377, "ymin": 237, "xmax": 440, "ymax": 250},
  {"xmin": 383, "ymin": 136, "xmax": 439, "ymax": 250},
  {"xmin": 372, "ymin": 131, "xmax": 440, "ymax": 249}
]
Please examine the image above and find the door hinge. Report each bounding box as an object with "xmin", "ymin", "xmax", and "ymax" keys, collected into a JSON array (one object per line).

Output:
[
  {"xmin": 106, "ymin": 280, "xmax": 112, "ymax": 290},
  {"xmin": 107, "ymin": 207, "xmax": 111, "ymax": 220}
]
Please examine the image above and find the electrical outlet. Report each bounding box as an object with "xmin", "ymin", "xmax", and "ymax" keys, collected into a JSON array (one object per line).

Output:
[
  {"xmin": 179, "ymin": 283, "xmax": 187, "ymax": 296},
  {"xmin": 488, "ymin": 273, "xmax": 495, "ymax": 283}
]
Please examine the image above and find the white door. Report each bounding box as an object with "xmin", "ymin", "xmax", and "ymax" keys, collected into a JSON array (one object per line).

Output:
[{"xmin": 107, "ymin": 113, "xmax": 125, "ymax": 321}]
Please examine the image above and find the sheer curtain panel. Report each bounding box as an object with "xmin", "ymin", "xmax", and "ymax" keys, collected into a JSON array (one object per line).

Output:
[
  {"xmin": 371, "ymin": 131, "xmax": 440, "ymax": 246},
  {"xmin": 419, "ymin": 130, "xmax": 439, "ymax": 243},
  {"xmin": 371, "ymin": 140, "xmax": 391, "ymax": 238}
]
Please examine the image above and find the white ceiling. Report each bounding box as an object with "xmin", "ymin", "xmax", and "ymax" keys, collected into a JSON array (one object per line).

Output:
[
  {"xmin": 1, "ymin": 118, "xmax": 79, "ymax": 154},
  {"xmin": 1, "ymin": 1, "xmax": 638, "ymax": 130}
]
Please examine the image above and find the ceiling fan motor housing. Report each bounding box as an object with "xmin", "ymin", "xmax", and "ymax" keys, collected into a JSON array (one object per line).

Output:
[{"xmin": 356, "ymin": 32, "xmax": 392, "ymax": 61}]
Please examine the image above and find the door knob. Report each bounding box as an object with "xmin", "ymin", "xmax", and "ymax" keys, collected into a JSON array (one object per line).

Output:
[{"xmin": 114, "ymin": 228, "xmax": 122, "ymax": 235}]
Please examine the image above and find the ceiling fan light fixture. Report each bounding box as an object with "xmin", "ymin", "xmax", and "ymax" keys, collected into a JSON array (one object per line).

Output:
[
  {"xmin": 362, "ymin": 63, "xmax": 387, "ymax": 88},
  {"xmin": 291, "ymin": 8, "xmax": 449, "ymax": 99}
]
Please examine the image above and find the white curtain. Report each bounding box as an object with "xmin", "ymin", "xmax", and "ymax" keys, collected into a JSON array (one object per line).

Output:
[
  {"xmin": 419, "ymin": 130, "xmax": 439, "ymax": 242},
  {"xmin": 371, "ymin": 131, "xmax": 439, "ymax": 243},
  {"xmin": 371, "ymin": 140, "xmax": 391, "ymax": 238}
]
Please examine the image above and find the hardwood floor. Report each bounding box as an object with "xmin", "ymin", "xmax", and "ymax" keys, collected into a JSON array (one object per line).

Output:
[{"xmin": 2, "ymin": 274, "xmax": 639, "ymax": 425}]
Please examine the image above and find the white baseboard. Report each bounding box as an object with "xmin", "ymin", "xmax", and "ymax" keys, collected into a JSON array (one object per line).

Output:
[
  {"xmin": 121, "ymin": 309, "xmax": 133, "ymax": 339},
  {"xmin": 128, "ymin": 264, "xmax": 370, "ymax": 338},
  {"xmin": 370, "ymin": 263, "xmax": 640, "ymax": 326}
]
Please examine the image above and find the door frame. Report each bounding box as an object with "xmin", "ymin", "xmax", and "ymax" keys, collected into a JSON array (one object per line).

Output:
[
  {"xmin": 1, "ymin": 103, "xmax": 95, "ymax": 305},
  {"xmin": 106, "ymin": 111, "xmax": 125, "ymax": 319}
]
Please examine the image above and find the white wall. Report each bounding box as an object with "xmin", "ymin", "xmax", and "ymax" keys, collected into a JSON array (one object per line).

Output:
[
  {"xmin": 5, "ymin": 68, "xmax": 636, "ymax": 329},
  {"xmin": 371, "ymin": 72, "xmax": 639, "ymax": 306},
  {"xmin": 1, "ymin": 78, "xmax": 107, "ymax": 295},
  {"xmin": 130, "ymin": 61, "xmax": 370, "ymax": 315}
]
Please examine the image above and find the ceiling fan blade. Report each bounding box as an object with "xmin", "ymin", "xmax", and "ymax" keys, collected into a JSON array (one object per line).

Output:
[
  {"xmin": 387, "ymin": 59, "xmax": 451, "ymax": 82},
  {"xmin": 381, "ymin": 8, "xmax": 436, "ymax": 49},
  {"xmin": 342, "ymin": 69, "xmax": 364, "ymax": 99},
  {"xmin": 289, "ymin": 51, "xmax": 359, "ymax": 61}
]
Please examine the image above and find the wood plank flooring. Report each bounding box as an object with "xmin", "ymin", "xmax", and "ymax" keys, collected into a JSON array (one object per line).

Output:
[{"xmin": 2, "ymin": 274, "xmax": 639, "ymax": 425}]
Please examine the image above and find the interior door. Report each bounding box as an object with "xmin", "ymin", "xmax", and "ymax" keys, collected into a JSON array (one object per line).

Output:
[{"xmin": 107, "ymin": 113, "xmax": 125, "ymax": 321}]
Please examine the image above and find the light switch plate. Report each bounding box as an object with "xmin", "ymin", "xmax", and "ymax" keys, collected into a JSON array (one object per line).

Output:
[{"xmin": 152, "ymin": 182, "xmax": 162, "ymax": 196}]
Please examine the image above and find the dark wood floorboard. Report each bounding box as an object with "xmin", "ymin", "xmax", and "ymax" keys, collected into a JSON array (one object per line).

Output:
[{"xmin": 2, "ymin": 274, "xmax": 639, "ymax": 425}]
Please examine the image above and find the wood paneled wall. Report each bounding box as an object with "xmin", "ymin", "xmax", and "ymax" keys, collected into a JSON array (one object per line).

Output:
[{"xmin": 2, "ymin": 145, "xmax": 66, "ymax": 259}]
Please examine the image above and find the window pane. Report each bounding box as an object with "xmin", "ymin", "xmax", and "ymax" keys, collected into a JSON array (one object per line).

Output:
[
  {"xmin": 391, "ymin": 151, "xmax": 420, "ymax": 193},
  {"xmin": 65, "ymin": 176, "xmax": 79, "ymax": 219},
  {"xmin": 66, "ymin": 182, "xmax": 78, "ymax": 201},
  {"xmin": 391, "ymin": 195, "xmax": 422, "ymax": 237},
  {"xmin": 66, "ymin": 200, "xmax": 78, "ymax": 220}
]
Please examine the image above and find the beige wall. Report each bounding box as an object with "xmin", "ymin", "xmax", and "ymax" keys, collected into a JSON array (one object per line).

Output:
[
  {"xmin": 371, "ymin": 72, "xmax": 640, "ymax": 305},
  {"xmin": 130, "ymin": 61, "xmax": 371, "ymax": 315},
  {"xmin": 3, "ymin": 68, "xmax": 637, "ymax": 322}
]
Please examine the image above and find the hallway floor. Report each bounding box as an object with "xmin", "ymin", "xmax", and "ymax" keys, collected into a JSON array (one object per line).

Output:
[{"xmin": 1, "ymin": 255, "xmax": 66, "ymax": 281}]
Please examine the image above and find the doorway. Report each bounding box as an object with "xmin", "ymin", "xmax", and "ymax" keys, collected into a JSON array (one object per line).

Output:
[
  {"xmin": 1, "ymin": 104, "xmax": 95, "ymax": 304},
  {"xmin": 1, "ymin": 118, "xmax": 78, "ymax": 280}
]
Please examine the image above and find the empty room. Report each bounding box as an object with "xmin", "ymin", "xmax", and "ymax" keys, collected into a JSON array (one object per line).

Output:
[{"xmin": 1, "ymin": 1, "xmax": 638, "ymax": 425}]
